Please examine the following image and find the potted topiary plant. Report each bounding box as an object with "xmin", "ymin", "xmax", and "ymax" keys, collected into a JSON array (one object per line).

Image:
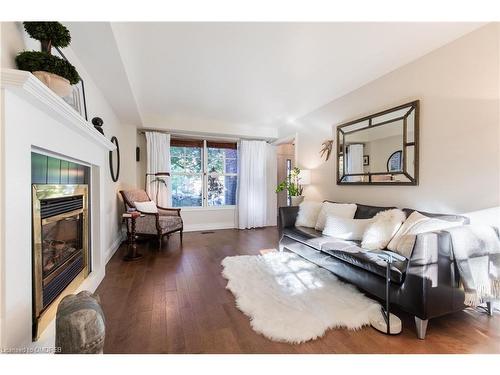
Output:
[
  {"xmin": 16, "ymin": 22, "xmax": 80, "ymax": 97},
  {"xmin": 276, "ymin": 167, "xmax": 305, "ymax": 206}
]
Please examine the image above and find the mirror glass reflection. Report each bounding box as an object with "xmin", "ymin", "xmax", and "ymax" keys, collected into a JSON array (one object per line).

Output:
[{"xmin": 337, "ymin": 101, "xmax": 418, "ymax": 185}]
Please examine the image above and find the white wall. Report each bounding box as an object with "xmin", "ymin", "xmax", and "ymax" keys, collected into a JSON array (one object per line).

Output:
[
  {"xmin": 179, "ymin": 208, "xmax": 238, "ymax": 232},
  {"xmin": 1, "ymin": 22, "xmax": 137, "ymax": 257},
  {"xmin": 281, "ymin": 24, "xmax": 500, "ymax": 219}
]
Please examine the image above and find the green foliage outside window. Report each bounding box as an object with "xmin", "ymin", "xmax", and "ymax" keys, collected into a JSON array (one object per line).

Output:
[
  {"xmin": 170, "ymin": 145, "xmax": 237, "ymax": 207},
  {"xmin": 170, "ymin": 146, "xmax": 203, "ymax": 207}
]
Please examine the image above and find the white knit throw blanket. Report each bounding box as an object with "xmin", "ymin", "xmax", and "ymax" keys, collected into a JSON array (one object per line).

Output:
[{"xmin": 447, "ymin": 225, "xmax": 500, "ymax": 307}]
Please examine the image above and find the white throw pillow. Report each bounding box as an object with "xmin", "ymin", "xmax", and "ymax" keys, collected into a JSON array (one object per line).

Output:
[
  {"xmin": 391, "ymin": 214, "xmax": 461, "ymax": 258},
  {"xmin": 322, "ymin": 216, "xmax": 375, "ymax": 241},
  {"xmin": 295, "ymin": 201, "xmax": 322, "ymax": 228},
  {"xmin": 134, "ymin": 200, "xmax": 158, "ymax": 213},
  {"xmin": 361, "ymin": 209, "xmax": 406, "ymax": 250},
  {"xmin": 387, "ymin": 211, "xmax": 429, "ymax": 251},
  {"xmin": 315, "ymin": 202, "xmax": 357, "ymax": 231}
]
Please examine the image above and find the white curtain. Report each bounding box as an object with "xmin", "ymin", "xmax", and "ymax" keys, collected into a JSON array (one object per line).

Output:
[
  {"xmin": 238, "ymin": 140, "xmax": 268, "ymax": 229},
  {"xmin": 346, "ymin": 144, "xmax": 364, "ymax": 182},
  {"xmin": 145, "ymin": 131, "xmax": 171, "ymax": 207},
  {"xmin": 265, "ymin": 143, "xmax": 277, "ymax": 226}
]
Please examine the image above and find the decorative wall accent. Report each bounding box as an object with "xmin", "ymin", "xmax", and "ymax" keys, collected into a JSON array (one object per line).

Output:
[
  {"xmin": 320, "ymin": 139, "xmax": 333, "ymax": 161},
  {"xmin": 53, "ymin": 46, "xmax": 88, "ymax": 120},
  {"xmin": 91, "ymin": 117, "xmax": 104, "ymax": 135},
  {"xmin": 336, "ymin": 100, "xmax": 419, "ymax": 185},
  {"xmin": 109, "ymin": 136, "xmax": 120, "ymax": 182}
]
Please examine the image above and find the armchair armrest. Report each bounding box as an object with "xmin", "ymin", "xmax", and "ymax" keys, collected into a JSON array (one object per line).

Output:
[
  {"xmin": 134, "ymin": 210, "xmax": 159, "ymax": 217},
  {"xmin": 157, "ymin": 206, "xmax": 181, "ymax": 216}
]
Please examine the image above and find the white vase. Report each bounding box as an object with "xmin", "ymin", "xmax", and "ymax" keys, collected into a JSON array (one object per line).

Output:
[
  {"xmin": 33, "ymin": 71, "xmax": 72, "ymax": 97},
  {"xmin": 290, "ymin": 196, "xmax": 304, "ymax": 206}
]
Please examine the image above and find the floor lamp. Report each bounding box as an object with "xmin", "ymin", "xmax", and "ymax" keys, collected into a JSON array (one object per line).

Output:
[{"xmin": 145, "ymin": 172, "xmax": 170, "ymax": 204}]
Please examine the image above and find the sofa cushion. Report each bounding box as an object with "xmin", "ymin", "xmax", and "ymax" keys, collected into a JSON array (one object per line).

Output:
[
  {"xmin": 283, "ymin": 226, "xmax": 347, "ymax": 251},
  {"xmin": 361, "ymin": 209, "xmax": 406, "ymax": 250},
  {"xmin": 354, "ymin": 203, "xmax": 396, "ymax": 219},
  {"xmin": 315, "ymin": 202, "xmax": 357, "ymax": 231},
  {"xmin": 295, "ymin": 201, "xmax": 322, "ymax": 228},
  {"xmin": 321, "ymin": 240, "xmax": 407, "ymax": 284},
  {"xmin": 322, "ymin": 216, "xmax": 375, "ymax": 241},
  {"xmin": 387, "ymin": 211, "xmax": 462, "ymax": 258},
  {"xmin": 283, "ymin": 226, "xmax": 321, "ymax": 242},
  {"xmin": 284, "ymin": 227, "xmax": 363, "ymax": 248},
  {"xmin": 402, "ymin": 208, "xmax": 469, "ymax": 224}
]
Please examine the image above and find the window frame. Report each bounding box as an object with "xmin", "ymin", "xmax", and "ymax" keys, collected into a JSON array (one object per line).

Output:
[{"xmin": 170, "ymin": 139, "xmax": 238, "ymax": 209}]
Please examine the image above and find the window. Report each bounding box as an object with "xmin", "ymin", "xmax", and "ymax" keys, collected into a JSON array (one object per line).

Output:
[
  {"xmin": 171, "ymin": 139, "xmax": 238, "ymax": 207},
  {"xmin": 170, "ymin": 140, "xmax": 203, "ymax": 207}
]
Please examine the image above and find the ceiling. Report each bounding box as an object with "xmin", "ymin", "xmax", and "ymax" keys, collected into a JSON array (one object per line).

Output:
[{"xmin": 66, "ymin": 22, "xmax": 484, "ymax": 136}]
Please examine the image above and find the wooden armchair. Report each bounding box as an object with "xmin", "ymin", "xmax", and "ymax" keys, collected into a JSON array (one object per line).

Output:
[{"xmin": 119, "ymin": 189, "xmax": 183, "ymax": 248}]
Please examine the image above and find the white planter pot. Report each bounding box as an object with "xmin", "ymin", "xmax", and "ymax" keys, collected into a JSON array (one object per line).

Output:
[
  {"xmin": 33, "ymin": 71, "xmax": 72, "ymax": 97},
  {"xmin": 290, "ymin": 196, "xmax": 304, "ymax": 206}
]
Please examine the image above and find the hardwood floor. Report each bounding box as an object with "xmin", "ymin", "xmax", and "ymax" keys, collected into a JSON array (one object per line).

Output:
[{"xmin": 97, "ymin": 227, "xmax": 500, "ymax": 354}]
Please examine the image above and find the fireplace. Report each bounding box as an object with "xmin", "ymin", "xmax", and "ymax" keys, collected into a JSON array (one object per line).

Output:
[{"xmin": 32, "ymin": 184, "xmax": 89, "ymax": 339}]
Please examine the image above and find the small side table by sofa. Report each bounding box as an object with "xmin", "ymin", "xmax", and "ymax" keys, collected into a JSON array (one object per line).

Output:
[
  {"xmin": 122, "ymin": 212, "xmax": 144, "ymax": 261},
  {"xmin": 370, "ymin": 251, "xmax": 403, "ymax": 335}
]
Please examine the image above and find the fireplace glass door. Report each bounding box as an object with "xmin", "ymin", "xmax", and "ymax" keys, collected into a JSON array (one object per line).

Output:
[{"xmin": 42, "ymin": 212, "xmax": 83, "ymax": 278}]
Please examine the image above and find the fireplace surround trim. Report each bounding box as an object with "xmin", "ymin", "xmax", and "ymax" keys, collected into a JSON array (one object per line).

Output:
[{"xmin": 32, "ymin": 184, "xmax": 89, "ymax": 340}]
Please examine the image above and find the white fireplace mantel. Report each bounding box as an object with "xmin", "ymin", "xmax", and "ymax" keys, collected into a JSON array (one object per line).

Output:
[
  {"xmin": 1, "ymin": 69, "xmax": 116, "ymax": 152},
  {"xmin": 1, "ymin": 68, "xmax": 119, "ymax": 349}
]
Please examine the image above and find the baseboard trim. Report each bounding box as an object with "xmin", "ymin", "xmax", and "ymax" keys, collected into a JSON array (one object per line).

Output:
[
  {"xmin": 183, "ymin": 222, "xmax": 235, "ymax": 232},
  {"xmin": 105, "ymin": 231, "xmax": 126, "ymax": 263}
]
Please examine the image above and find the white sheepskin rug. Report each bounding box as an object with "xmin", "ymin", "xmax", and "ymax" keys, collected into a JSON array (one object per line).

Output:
[{"xmin": 221, "ymin": 251, "xmax": 380, "ymax": 343}]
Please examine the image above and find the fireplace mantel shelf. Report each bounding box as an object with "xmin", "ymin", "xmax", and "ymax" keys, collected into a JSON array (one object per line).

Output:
[{"xmin": 1, "ymin": 69, "xmax": 116, "ymax": 151}]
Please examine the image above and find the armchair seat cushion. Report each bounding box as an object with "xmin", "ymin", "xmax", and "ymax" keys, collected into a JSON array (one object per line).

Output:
[
  {"xmin": 133, "ymin": 215, "xmax": 157, "ymax": 235},
  {"xmin": 158, "ymin": 216, "xmax": 183, "ymax": 234},
  {"xmin": 132, "ymin": 215, "xmax": 183, "ymax": 235}
]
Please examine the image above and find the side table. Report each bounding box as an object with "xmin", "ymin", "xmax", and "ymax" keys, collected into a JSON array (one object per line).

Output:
[
  {"xmin": 370, "ymin": 251, "xmax": 403, "ymax": 335},
  {"xmin": 122, "ymin": 212, "xmax": 144, "ymax": 261}
]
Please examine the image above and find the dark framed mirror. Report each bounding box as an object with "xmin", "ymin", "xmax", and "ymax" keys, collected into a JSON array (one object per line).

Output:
[
  {"xmin": 336, "ymin": 100, "xmax": 419, "ymax": 185},
  {"xmin": 109, "ymin": 136, "xmax": 120, "ymax": 182}
]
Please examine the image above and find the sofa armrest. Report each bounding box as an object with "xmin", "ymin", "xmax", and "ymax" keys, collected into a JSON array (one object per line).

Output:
[
  {"xmin": 409, "ymin": 230, "xmax": 453, "ymax": 266},
  {"xmin": 278, "ymin": 206, "xmax": 299, "ymax": 237}
]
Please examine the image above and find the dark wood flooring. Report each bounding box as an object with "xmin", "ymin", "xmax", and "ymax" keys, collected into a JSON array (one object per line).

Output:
[{"xmin": 96, "ymin": 227, "xmax": 500, "ymax": 354}]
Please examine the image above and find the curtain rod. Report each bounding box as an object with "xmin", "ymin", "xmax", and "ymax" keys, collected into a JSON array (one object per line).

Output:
[{"xmin": 137, "ymin": 129, "xmax": 275, "ymax": 143}]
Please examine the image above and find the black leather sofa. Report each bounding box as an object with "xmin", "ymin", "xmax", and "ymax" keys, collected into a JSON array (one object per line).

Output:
[{"xmin": 278, "ymin": 202, "xmax": 470, "ymax": 339}]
